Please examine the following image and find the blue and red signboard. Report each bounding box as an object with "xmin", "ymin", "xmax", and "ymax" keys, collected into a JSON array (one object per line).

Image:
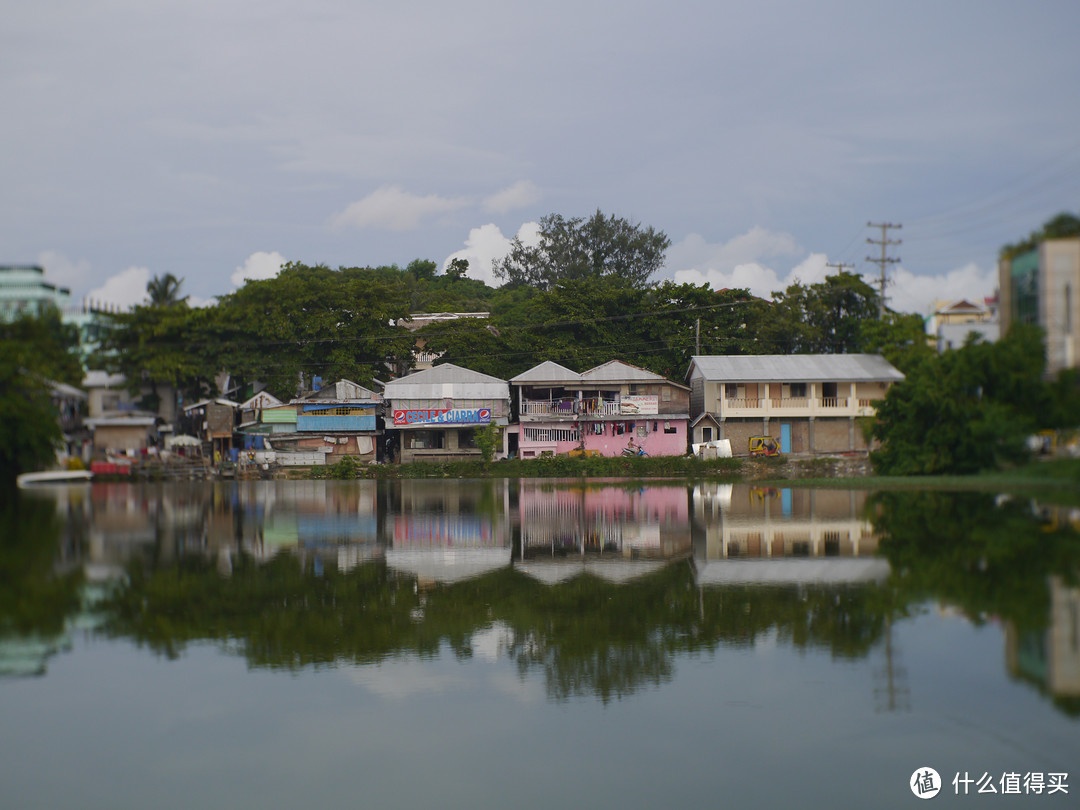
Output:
[{"xmin": 393, "ymin": 408, "xmax": 492, "ymax": 426}]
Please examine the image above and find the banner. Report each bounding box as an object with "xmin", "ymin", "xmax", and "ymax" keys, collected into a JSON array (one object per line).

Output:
[
  {"xmin": 393, "ymin": 408, "xmax": 492, "ymax": 426},
  {"xmin": 620, "ymin": 395, "xmax": 658, "ymax": 415}
]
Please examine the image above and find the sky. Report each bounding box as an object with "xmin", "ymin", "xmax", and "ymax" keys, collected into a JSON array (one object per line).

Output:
[{"xmin": 4, "ymin": 0, "xmax": 1079, "ymax": 316}]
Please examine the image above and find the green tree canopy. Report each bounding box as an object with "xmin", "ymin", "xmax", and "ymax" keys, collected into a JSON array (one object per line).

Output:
[
  {"xmin": 871, "ymin": 324, "xmax": 1048, "ymax": 475},
  {"xmin": 494, "ymin": 210, "xmax": 670, "ymax": 290}
]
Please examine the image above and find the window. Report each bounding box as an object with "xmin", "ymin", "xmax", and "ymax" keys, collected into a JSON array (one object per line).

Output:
[
  {"xmin": 701, "ymin": 427, "xmax": 713, "ymax": 442},
  {"xmin": 661, "ymin": 387, "xmax": 672, "ymax": 401},
  {"xmin": 664, "ymin": 421, "xmax": 677, "ymax": 434},
  {"xmin": 725, "ymin": 383, "xmax": 738, "ymax": 398},
  {"xmin": 407, "ymin": 430, "xmax": 444, "ymax": 450},
  {"xmin": 789, "ymin": 383, "xmax": 807, "ymax": 398}
]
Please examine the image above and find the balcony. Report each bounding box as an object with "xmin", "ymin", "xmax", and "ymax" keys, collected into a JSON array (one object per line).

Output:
[{"xmin": 720, "ymin": 396, "xmax": 876, "ymax": 419}]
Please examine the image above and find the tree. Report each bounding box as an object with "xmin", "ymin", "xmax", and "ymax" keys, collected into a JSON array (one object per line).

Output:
[
  {"xmin": 213, "ymin": 263, "xmax": 416, "ymax": 396},
  {"xmin": 405, "ymin": 259, "xmax": 437, "ymax": 281},
  {"xmin": 870, "ymin": 324, "xmax": 1047, "ymax": 475},
  {"xmin": 494, "ymin": 210, "xmax": 670, "ymax": 290},
  {"xmin": 0, "ymin": 353, "xmax": 63, "ymax": 481},
  {"xmin": 146, "ymin": 273, "xmax": 188, "ymax": 307},
  {"xmin": 763, "ymin": 272, "xmax": 880, "ymax": 354},
  {"xmin": 445, "ymin": 258, "xmax": 469, "ymax": 281},
  {"xmin": 0, "ymin": 310, "xmax": 84, "ymax": 479}
]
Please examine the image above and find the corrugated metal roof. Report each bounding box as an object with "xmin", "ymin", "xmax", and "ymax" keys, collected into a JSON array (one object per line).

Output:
[
  {"xmin": 384, "ymin": 363, "xmax": 509, "ymax": 400},
  {"xmin": 579, "ymin": 360, "xmax": 670, "ymax": 384},
  {"xmin": 294, "ymin": 379, "xmax": 380, "ymax": 404},
  {"xmin": 687, "ymin": 354, "xmax": 904, "ymax": 382},
  {"xmin": 510, "ymin": 361, "xmax": 580, "ymax": 384}
]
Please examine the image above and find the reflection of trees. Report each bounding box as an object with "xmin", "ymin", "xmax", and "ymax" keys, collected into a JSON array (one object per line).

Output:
[
  {"xmin": 98, "ymin": 549, "xmax": 895, "ymax": 702},
  {"xmin": 872, "ymin": 491, "xmax": 1080, "ymax": 631},
  {"xmin": 873, "ymin": 490, "xmax": 1080, "ymax": 717},
  {"xmin": 0, "ymin": 496, "xmax": 85, "ymax": 675}
]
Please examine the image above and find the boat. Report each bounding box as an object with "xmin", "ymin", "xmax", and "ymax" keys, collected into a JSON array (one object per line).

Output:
[{"xmin": 16, "ymin": 470, "xmax": 94, "ymax": 488}]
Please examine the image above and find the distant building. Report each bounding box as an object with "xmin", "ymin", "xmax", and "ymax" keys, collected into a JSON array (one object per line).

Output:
[
  {"xmin": 0, "ymin": 265, "xmax": 71, "ymax": 322},
  {"xmin": 399, "ymin": 312, "xmax": 491, "ymax": 370},
  {"xmin": 383, "ymin": 364, "xmax": 510, "ymax": 463},
  {"xmin": 240, "ymin": 380, "xmax": 383, "ymax": 464},
  {"xmin": 927, "ymin": 298, "xmax": 999, "ymax": 352},
  {"xmin": 999, "ymin": 237, "xmax": 1080, "ymax": 374},
  {"xmin": 685, "ymin": 354, "xmax": 904, "ymax": 455}
]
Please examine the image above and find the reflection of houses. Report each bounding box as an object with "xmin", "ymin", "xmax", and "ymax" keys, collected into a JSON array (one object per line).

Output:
[
  {"xmin": 383, "ymin": 364, "xmax": 511, "ymax": 463},
  {"xmin": 692, "ymin": 484, "xmax": 889, "ymax": 585},
  {"xmin": 686, "ymin": 354, "xmax": 904, "ymax": 454},
  {"xmin": 241, "ymin": 380, "xmax": 382, "ymax": 465},
  {"xmin": 516, "ymin": 481, "xmax": 691, "ymax": 583},
  {"xmin": 385, "ymin": 479, "xmax": 511, "ymax": 584},
  {"xmin": 1006, "ymin": 575, "xmax": 1080, "ymax": 699},
  {"xmin": 512, "ymin": 360, "xmax": 691, "ymax": 458}
]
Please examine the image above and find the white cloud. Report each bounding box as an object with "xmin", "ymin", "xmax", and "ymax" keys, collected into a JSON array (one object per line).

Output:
[
  {"xmin": 666, "ymin": 227, "xmax": 802, "ymax": 277},
  {"xmin": 442, "ymin": 221, "xmax": 541, "ymax": 286},
  {"xmin": 37, "ymin": 250, "xmax": 91, "ymax": 293},
  {"xmin": 331, "ymin": 185, "xmax": 468, "ymax": 231},
  {"xmin": 85, "ymin": 266, "xmax": 151, "ymax": 310},
  {"xmin": 482, "ymin": 180, "xmax": 541, "ymax": 214},
  {"xmin": 231, "ymin": 250, "xmax": 286, "ymax": 288},
  {"xmin": 888, "ymin": 262, "xmax": 997, "ymax": 316}
]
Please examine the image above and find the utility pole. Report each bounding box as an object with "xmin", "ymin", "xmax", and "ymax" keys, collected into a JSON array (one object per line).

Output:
[
  {"xmin": 825, "ymin": 261, "xmax": 854, "ymax": 274},
  {"xmin": 866, "ymin": 222, "xmax": 901, "ymax": 318}
]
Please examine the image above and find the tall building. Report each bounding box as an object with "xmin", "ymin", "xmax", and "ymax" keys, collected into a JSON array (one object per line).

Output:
[
  {"xmin": 0, "ymin": 265, "xmax": 71, "ymax": 322},
  {"xmin": 999, "ymin": 237, "xmax": 1080, "ymax": 375}
]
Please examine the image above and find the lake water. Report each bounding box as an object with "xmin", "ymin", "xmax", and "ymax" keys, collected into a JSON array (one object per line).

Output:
[{"xmin": 1, "ymin": 479, "xmax": 1078, "ymax": 808}]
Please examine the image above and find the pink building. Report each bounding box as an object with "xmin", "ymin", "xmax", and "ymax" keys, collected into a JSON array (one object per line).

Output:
[{"xmin": 511, "ymin": 360, "xmax": 690, "ymax": 458}]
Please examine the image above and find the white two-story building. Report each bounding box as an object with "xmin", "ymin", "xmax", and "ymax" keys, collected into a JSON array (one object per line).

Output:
[{"xmin": 685, "ymin": 354, "xmax": 904, "ymax": 455}]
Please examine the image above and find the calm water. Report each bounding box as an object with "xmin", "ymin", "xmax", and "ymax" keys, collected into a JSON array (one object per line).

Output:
[{"xmin": 1, "ymin": 479, "xmax": 1078, "ymax": 808}]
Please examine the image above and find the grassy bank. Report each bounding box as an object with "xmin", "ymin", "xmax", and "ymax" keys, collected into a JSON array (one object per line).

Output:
[{"xmin": 307, "ymin": 453, "xmax": 747, "ymax": 481}]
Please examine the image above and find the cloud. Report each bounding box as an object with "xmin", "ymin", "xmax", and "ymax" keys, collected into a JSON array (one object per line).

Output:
[
  {"xmin": 669, "ymin": 226, "xmax": 998, "ymax": 316},
  {"xmin": 37, "ymin": 250, "xmax": 91, "ymax": 293},
  {"xmin": 442, "ymin": 221, "xmax": 541, "ymax": 286},
  {"xmin": 888, "ymin": 262, "xmax": 997, "ymax": 315},
  {"xmin": 666, "ymin": 227, "xmax": 802, "ymax": 277},
  {"xmin": 231, "ymin": 250, "xmax": 286, "ymax": 288},
  {"xmin": 482, "ymin": 180, "xmax": 541, "ymax": 214},
  {"xmin": 331, "ymin": 185, "xmax": 468, "ymax": 231},
  {"xmin": 85, "ymin": 266, "xmax": 151, "ymax": 310}
]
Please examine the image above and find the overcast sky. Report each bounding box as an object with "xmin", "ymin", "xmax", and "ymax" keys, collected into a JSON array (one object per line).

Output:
[{"xmin": 4, "ymin": 0, "xmax": 1079, "ymax": 315}]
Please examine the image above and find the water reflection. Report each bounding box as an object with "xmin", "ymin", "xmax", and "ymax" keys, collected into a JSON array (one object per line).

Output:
[{"xmin": 3, "ymin": 479, "xmax": 1079, "ymax": 713}]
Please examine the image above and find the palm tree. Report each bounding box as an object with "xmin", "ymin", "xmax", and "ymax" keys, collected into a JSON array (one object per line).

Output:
[{"xmin": 146, "ymin": 273, "xmax": 188, "ymax": 307}]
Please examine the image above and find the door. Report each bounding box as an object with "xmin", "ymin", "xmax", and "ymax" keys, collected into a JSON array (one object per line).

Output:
[{"xmin": 780, "ymin": 423, "xmax": 791, "ymax": 454}]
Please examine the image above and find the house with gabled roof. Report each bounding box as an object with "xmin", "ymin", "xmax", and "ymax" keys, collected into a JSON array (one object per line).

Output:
[
  {"xmin": 511, "ymin": 359, "xmax": 690, "ymax": 458},
  {"xmin": 685, "ymin": 354, "xmax": 903, "ymax": 455},
  {"xmin": 237, "ymin": 380, "xmax": 383, "ymax": 464},
  {"xmin": 383, "ymin": 364, "xmax": 511, "ymax": 463}
]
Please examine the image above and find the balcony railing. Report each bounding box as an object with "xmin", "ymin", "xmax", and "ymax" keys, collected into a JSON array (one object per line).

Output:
[
  {"xmin": 520, "ymin": 399, "xmax": 620, "ymax": 418},
  {"xmin": 719, "ymin": 395, "xmax": 877, "ymax": 418}
]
